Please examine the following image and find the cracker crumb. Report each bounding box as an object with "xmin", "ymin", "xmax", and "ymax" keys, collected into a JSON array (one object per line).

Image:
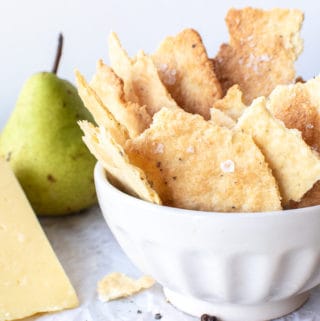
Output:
[
  {"xmin": 97, "ymin": 272, "xmax": 155, "ymax": 302},
  {"xmin": 220, "ymin": 160, "xmax": 235, "ymax": 173}
]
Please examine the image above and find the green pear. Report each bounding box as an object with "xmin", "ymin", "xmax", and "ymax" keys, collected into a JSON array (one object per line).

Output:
[{"xmin": 0, "ymin": 35, "xmax": 97, "ymax": 215}]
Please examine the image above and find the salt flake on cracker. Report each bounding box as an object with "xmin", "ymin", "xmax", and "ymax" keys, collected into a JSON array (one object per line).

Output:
[
  {"xmin": 153, "ymin": 29, "xmax": 222, "ymax": 119},
  {"xmin": 126, "ymin": 108, "xmax": 281, "ymax": 212},
  {"xmin": 214, "ymin": 8, "xmax": 304, "ymax": 104},
  {"xmin": 237, "ymin": 97, "xmax": 320, "ymax": 205},
  {"xmin": 97, "ymin": 272, "xmax": 155, "ymax": 302},
  {"xmin": 90, "ymin": 60, "xmax": 151, "ymax": 137}
]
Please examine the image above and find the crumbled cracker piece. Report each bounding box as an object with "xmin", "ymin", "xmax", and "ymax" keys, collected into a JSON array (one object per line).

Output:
[
  {"xmin": 268, "ymin": 76, "xmax": 320, "ymax": 207},
  {"xmin": 126, "ymin": 108, "xmax": 281, "ymax": 212},
  {"xmin": 75, "ymin": 70, "xmax": 129, "ymax": 146},
  {"xmin": 108, "ymin": 32, "xmax": 139, "ymax": 103},
  {"xmin": 237, "ymin": 97, "xmax": 320, "ymax": 205},
  {"xmin": 288, "ymin": 181, "xmax": 320, "ymax": 209},
  {"xmin": 209, "ymin": 107, "xmax": 235, "ymax": 129},
  {"xmin": 79, "ymin": 121, "xmax": 161, "ymax": 205},
  {"xmin": 213, "ymin": 85, "xmax": 246, "ymax": 121},
  {"xmin": 90, "ymin": 60, "xmax": 151, "ymax": 137},
  {"xmin": 153, "ymin": 29, "xmax": 222, "ymax": 119},
  {"xmin": 131, "ymin": 51, "xmax": 180, "ymax": 115},
  {"xmin": 268, "ymin": 76, "xmax": 320, "ymax": 152},
  {"xmin": 214, "ymin": 7, "xmax": 304, "ymax": 104},
  {"xmin": 97, "ymin": 272, "xmax": 155, "ymax": 302},
  {"xmin": 108, "ymin": 32, "xmax": 179, "ymax": 115}
]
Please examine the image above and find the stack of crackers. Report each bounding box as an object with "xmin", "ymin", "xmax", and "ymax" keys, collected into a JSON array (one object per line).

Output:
[{"xmin": 77, "ymin": 7, "xmax": 320, "ymax": 213}]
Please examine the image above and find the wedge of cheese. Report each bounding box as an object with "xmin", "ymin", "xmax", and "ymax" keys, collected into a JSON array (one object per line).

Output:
[{"xmin": 0, "ymin": 158, "xmax": 78, "ymax": 321}]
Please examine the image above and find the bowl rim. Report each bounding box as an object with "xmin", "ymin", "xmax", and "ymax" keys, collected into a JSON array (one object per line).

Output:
[{"xmin": 94, "ymin": 162, "xmax": 320, "ymax": 219}]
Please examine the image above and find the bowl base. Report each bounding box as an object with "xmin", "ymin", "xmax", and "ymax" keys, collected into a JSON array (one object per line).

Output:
[{"xmin": 163, "ymin": 288, "xmax": 309, "ymax": 321}]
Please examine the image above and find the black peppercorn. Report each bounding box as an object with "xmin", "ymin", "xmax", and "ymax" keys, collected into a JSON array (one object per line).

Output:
[{"xmin": 200, "ymin": 314, "xmax": 218, "ymax": 321}]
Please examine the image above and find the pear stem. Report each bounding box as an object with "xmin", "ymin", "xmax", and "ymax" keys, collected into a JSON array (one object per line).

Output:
[{"xmin": 51, "ymin": 33, "xmax": 63, "ymax": 74}]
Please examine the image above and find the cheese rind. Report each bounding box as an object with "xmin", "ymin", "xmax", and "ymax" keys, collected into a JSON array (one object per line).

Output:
[{"xmin": 0, "ymin": 158, "xmax": 78, "ymax": 321}]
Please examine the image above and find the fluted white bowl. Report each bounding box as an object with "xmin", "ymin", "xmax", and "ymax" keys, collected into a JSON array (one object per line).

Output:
[{"xmin": 94, "ymin": 162, "xmax": 320, "ymax": 321}]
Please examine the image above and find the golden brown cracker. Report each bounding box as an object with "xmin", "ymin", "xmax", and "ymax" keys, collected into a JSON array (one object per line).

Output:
[
  {"xmin": 152, "ymin": 29, "xmax": 222, "ymax": 119},
  {"xmin": 126, "ymin": 108, "xmax": 281, "ymax": 212},
  {"xmin": 131, "ymin": 51, "xmax": 180, "ymax": 115},
  {"xmin": 97, "ymin": 273, "xmax": 155, "ymax": 302},
  {"xmin": 75, "ymin": 70, "xmax": 129, "ymax": 145},
  {"xmin": 108, "ymin": 32, "xmax": 139, "ymax": 103},
  {"xmin": 108, "ymin": 32, "xmax": 132, "ymax": 78},
  {"xmin": 213, "ymin": 85, "xmax": 246, "ymax": 121},
  {"xmin": 268, "ymin": 77, "xmax": 320, "ymax": 208},
  {"xmin": 108, "ymin": 33, "xmax": 179, "ymax": 115},
  {"xmin": 209, "ymin": 107, "xmax": 236, "ymax": 129},
  {"xmin": 214, "ymin": 8, "xmax": 304, "ymax": 104},
  {"xmin": 79, "ymin": 121, "xmax": 161, "ymax": 204},
  {"xmin": 237, "ymin": 97, "xmax": 320, "ymax": 205},
  {"xmin": 267, "ymin": 76, "xmax": 320, "ymax": 152},
  {"xmin": 288, "ymin": 181, "xmax": 320, "ymax": 209},
  {"xmin": 90, "ymin": 60, "xmax": 151, "ymax": 137}
]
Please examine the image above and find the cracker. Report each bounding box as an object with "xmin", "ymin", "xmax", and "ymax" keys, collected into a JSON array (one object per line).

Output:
[
  {"xmin": 209, "ymin": 107, "xmax": 235, "ymax": 129},
  {"xmin": 97, "ymin": 272, "xmax": 155, "ymax": 302},
  {"xmin": 90, "ymin": 60, "xmax": 151, "ymax": 137},
  {"xmin": 288, "ymin": 181, "xmax": 320, "ymax": 209},
  {"xmin": 108, "ymin": 32, "xmax": 179, "ymax": 115},
  {"xmin": 152, "ymin": 29, "xmax": 222, "ymax": 119},
  {"xmin": 108, "ymin": 32, "xmax": 139, "ymax": 103},
  {"xmin": 237, "ymin": 97, "xmax": 320, "ymax": 205},
  {"xmin": 79, "ymin": 121, "xmax": 161, "ymax": 204},
  {"xmin": 267, "ymin": 76, "xmax": 320, "ymax": 152},
  {"xmin": 214, "ymin": 8, "xmax": 304, "ymax": 104},
  {"xmin": 131, "ymin": 50, "xmax": 180, "ymax": 115},
  {"xmin": 213, "ymin": 85, "xmax": 246, "ymax": 121},
  {"xmin": 267, "ymin": 77, "xmax": 320, "ymax": 208},
  {"xmin": 75, "ymin": 70, "xmax": 129, "ymax": 145},
  {"xmin": 126, "ymin": 108, "xmax": 281, "ymax": 212}
]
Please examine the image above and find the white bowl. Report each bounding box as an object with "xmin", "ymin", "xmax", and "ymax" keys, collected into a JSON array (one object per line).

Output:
[{"xmin": 94, "ymin": 162, "xmax": 320, "ymax": 321}]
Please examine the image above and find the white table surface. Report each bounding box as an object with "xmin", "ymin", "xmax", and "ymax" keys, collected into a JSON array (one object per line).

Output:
[{"xmin": 17, "ymin": 205, "xmax": 320, "ymax": 321}]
